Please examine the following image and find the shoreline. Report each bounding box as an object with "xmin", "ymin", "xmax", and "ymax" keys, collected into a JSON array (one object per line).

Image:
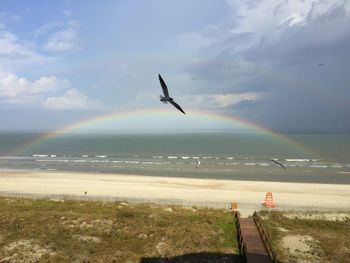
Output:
[{"xmin": 0, "ymin": 170, "xmax": 349, "ymax": 216}]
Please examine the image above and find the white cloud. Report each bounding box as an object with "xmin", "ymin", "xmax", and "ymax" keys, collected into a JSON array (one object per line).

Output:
[
  {"xmin": 186, "ymin": 92, "xmax": 263, "ymax": 110},
  {"xmin": 44, "ymin": 28, "xmax": 81, "ymax": 52},
  {"xmin": 178, "ymin": 32, "xmax": 214, "ymax": 50},
  {"xmin": 0, "ymin": 71, "xmax": 66, "ymax": 101},
  {"xmin": 0, "ymin": 30, "xmax": 46, "ymax": 64},
  {"xmin": 44, "ymin": 89, "xmax": 99, "ymax": 110},
  {"xmin": 32, "ymin": 21, "xmax": 63, "ymax": 38}
]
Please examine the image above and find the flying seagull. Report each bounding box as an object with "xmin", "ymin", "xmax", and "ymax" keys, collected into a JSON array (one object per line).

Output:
[
  {"xmin": 159, "ymin": 74, "xmax": 186, "ymax": 114},
  {"xmin": 196, "ymin": 157, "xmax": 201, "ymax": 168},
  {"xmin": 270, "ymin": 159, "xmax": 286, "ymax": 170}
]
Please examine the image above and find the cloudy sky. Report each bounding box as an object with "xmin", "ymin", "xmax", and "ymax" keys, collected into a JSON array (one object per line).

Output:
[{"xmin": 0, "ymin": 0, "xmax": 349, "ymax": 132}]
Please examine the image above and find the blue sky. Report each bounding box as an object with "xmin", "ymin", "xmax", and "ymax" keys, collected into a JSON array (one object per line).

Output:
[{"xmin": 0, "ymin": 0, "xmax": 349, "ymax": 131}]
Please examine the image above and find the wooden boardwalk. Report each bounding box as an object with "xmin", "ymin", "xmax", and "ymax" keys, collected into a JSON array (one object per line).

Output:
[
  {"xmin": 235, "ymin": 212, "xmax": 274, "ymax": 263},
  {"xmin": 239, "ymin": 218, "xmax": 272, "ymax": 262}
]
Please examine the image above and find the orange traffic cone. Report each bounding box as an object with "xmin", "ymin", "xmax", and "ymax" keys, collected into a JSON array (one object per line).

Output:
[{"xmin": 263, "ymin": 192, "xmax": 276, "ymax": 208}]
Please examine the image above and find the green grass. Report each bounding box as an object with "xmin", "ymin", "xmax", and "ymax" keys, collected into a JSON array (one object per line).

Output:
[
  {"xmin": 0, "ymin": 197, "xmax": 240, "ymax": 262},
  {"xmin": 258, "ymin": 210, "xmax": 350, "ymax": 263}
]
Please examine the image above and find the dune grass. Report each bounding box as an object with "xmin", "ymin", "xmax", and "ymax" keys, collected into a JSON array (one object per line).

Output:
[
  {"xmin": 0, "ymin": 197, "xmax": 240, "ymax": 262},
  {"xmin": 258, "ymin": 210, "xmax": 350, "ymax": 263}
]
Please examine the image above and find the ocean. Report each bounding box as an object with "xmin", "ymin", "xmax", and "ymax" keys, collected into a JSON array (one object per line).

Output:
[{"xmin": 0, "ymin": 132, "xmax": 350, "ymax": 184}]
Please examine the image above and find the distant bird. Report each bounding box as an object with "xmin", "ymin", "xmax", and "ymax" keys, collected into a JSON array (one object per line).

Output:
[
  {"xmin": 191, "ymin": 77, "xmax": 197, "ymax": 80},
  {"xmin": 159, "ymin": 74, "xmax": 186, "ymax": 114},
  {"xmin": 196, "ymin": 157, "xmax": 201, "ymax": 168},
  {"xmin": 318, "ymin": 63, "xmax": 325, "ymax": 66},
  {"xmin": 270, "ymin": 159, "xmax": 286, "ymax": 170}
]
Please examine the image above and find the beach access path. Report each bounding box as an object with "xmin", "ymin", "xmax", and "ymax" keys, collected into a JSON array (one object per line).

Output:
[{"xmin": 0, "ymin": 170, "xmax": 349, "ymax": 216}]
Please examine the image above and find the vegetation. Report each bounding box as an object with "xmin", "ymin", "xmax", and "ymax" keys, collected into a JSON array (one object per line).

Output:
[
  {"xmin": 258, "ymin": 210, "xmax": 350, "ymax": 263},
  {"xmin": 0, "ymin": 197, "xmax": 240, "ymax": 262}
]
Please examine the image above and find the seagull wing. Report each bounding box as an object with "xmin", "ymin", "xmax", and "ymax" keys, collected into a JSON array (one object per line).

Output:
[
  {"xmin": 169, "ymin": 100, "xmax": 186, "ymax": 114},
  {"xmin": 271, "ymin": 159, "xmax": 286, "ymax": 170},
  {"xmin": 158, "ymin": 74, "xmax": 169, "ymax": 98}
]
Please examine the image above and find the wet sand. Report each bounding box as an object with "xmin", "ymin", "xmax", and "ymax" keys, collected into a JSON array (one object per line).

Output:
[{"xmin": 0, "ymin": 170, "xmax": 349, "ymax": 216}]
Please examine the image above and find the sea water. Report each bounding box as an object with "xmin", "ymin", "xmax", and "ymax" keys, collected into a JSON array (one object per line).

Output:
[{"xmin": 0, "ymin": 132, "xmax": 349, "ymax": 184}]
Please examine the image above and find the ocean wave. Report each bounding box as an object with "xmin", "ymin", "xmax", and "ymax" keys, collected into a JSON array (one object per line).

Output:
[
  {"xmin": 33, "ymin": 154, "xmax": 49, "ymax": 157},
  {"xmin": 331, "ymin": 165, "xmax": 343, "ymax": 168},
  {"xmin": 152, "ymin": 156, "xmax": 164, "ymax": 159},
  {"xmin": 336, "ymin": 171, "xmax": 350, "ymax": 175},
  {"xmin": 181, "ymin": 156, "xmax": 190, "ymax": 159},
  {"xmin": 258, "ymin": 163, "xmax": 270, "ymax": 166},
  {"xmin": 82, "ymin": 155, "xmax": 89, "ymax": 158},
  {"xmin": 285, "ymin": 159, "xmax": 310, "ymax": 162},
  {"xmin": 50, "ymin": 155, "xmax": 56, "ymax": 158},
  {"xmin": 310, "ymin": 165, "xmax": 328, "ymax": 168},
  {"xmin": 168, "ymin": 156, "xmax": 177, "ymax": 159},
  {"xmin": 141, "ymin": 161, "xmax": 167, "ymax": 165},
  {"xmin": 96, "ymin": 155, "xmax": 107, "ymax": 158},
  {"xmin": 244, "ymin": 163, "xmax": 256, "ymax": 166}
]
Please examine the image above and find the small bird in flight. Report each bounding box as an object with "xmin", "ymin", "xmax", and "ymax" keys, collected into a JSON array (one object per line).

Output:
[
  {"xmin": 270, "ymin": 159, "xmax": 286, "ymax": 170},
  {"xmin": 159, "ymin": 74, "xmax": 186, "ymax": 114},
  {"xmin": 318, "ymin": 63, "xmax": 325, "ymax": 66},
  {"xmin": 196, "ymin": 157, "xmax": 201, "ymax": 168}
]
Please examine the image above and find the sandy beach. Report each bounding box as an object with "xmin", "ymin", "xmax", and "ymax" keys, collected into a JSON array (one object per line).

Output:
[{"xmin": 0, "ymin": 170, "xmax": 349, "ymax": 216}]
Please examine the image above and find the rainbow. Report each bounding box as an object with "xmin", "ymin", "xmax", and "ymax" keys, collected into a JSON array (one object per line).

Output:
[{"xmin": 12, "ymin": 108, "xmax": 313, "ymax": 156}]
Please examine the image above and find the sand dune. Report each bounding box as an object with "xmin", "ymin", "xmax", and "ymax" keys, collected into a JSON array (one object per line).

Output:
[{"xmin": 0, "ymin": 170, "xmax": 349, "ymax": 216}]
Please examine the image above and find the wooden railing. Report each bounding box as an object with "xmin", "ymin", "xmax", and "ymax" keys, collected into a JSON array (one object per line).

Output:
[
  {"xmin": 252, "ymin": 212, "xmax": 278, "ymax": 262},
  {"xmin": 233, "ymin": 211, "xmax": 247, "ymax": 261}
]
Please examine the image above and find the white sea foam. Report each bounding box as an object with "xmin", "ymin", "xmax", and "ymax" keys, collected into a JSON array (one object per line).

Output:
[
  {"xmin": 82, "ymin": 155, "xmax": 89, "ymax": 158},
  {"xmin": 336, "ymin": 171, "xmax": 350, "ymax": 174},
  {"xmin": 33, "ymin": 154, "xmax": 49, "ymax": 157},
  {"xmin": 96, "ymin": 155, "xmax": 107, "ymax": 158},
  {"xmin": 310, "ymin": 165, "xmax": 328, "ymax": 168},
  {"xmin": 125, "ymin": 161, "xmax": 139, "ymax": 164},
  {"xmin": 50, "ymin": 155, "xmax": 56, "ymax": 158},
  {"xmin": 182, "ymin": 156, "xmax": 190, "ymax": 159},
  {"xmin": 258, "ymin": 163, "xmax": 270, "ymax": 166},
  {"xmin": 244, "ymin": 163, "xmax": 256, "ymax": 166},
  {"xmin": 226, "ymin": 157, "xmax": 234, "ymax": 160},
  {"xmin": 331, "ymin": 165, "xmax": 343, "ymax": 168},
  {"xmin": 73, "ymin": 160, "xmax": 86, "ymax": 163},
  {"xmin": 285, "ymin": 159, "xmax": 310, "ymax": 162},
  {"xmin": 168, "ymin": 156, "xmax": 177, "ymax": 159},
  {"xmin": 152, "ymin": 156, "xmax": 164, "ymax": 159}
]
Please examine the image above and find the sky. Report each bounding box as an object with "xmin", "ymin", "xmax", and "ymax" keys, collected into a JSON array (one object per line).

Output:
[{"xmin": 0, "ymin": 0, "xmax": 349, "ymax": 132}]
